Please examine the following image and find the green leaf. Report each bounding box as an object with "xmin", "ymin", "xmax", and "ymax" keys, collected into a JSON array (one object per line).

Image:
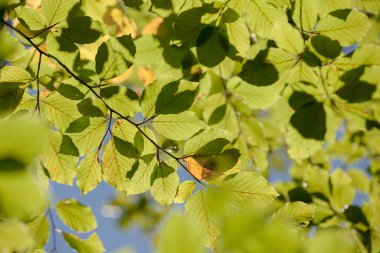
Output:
[
  {"xmin": 62, "ymin": 232, "xmax": 105, "ymax": 253},
  {"xmin": 42, "ymin": 0, "xmax": 79, "ymax": 25},
  {"xmin": 103, "ymin": 134, "xmax": 136, "ymax": 192},
  {"xmin": 184, "ymin": 128, "xmax": 233, "ymax": 155},
  {"xmin": 272, "ymin": 22, "xmax": 304, "ymax": 55},
  {"xmin": 158, "ymin": 214, "xmax": 206, "ymax": 253},
  {"xmin": 41, "ymin": 92, "xmax": 81, "ymax": 131},
  {"xmin": 95, "ymin": 36, "xmax": 135, "ymax": 81},
  {"xmin": 196, "ymin": 25, "xmax": 229, "ymax": 67},
  {"xmin": 26, "ymin": 215, "xmax": 50, "ymax": 249},
  {"xmin": 141, "ymin": 80, "xmax": 198, "ymax": 118},
  {"xmin": 223, "ymin": 15, "xmax": 250, "ymax": 58},
  {"xmin": 56, "ymin": 198, "xmax": 97, "ymax": 232},
  {"xmin": 286, "ymin": 60, "xmax": 319, "ymax": 85},
  {"xmin": 15, "ymin": 6, "xmax": 46, "ymax": 31},
  {"xmin": 174, "ymin": 180, "xmax": 196, "ymax": 203},
  {"xmin": 227, "ymin": 77, "xmax": 281, "ymax": 109},
  {"xmin": 173, "ymin": 5, "xmax": 218, "ymax": 47},
  {"xmin": 348, "ymin": 169, "xmax": 369, "ymax": 193},
  {"xmin": 222, "ymin": 171, "xmax": 279, "ymax": 207},
  {"xmin": 172, "ymin": 0, "xmax": 202, "ymax": 13},
  {"xmin": 273, "ymin": 202, "xmax": 314, "ymax": 227},
  {"xmin": 330, "ymin": 169, "xmax": 355, "ymax": 210},
  {"xmin": 0, "ymin": 88, "xmax": 24, "ymax": 116},
  {"xmin": 0, "ymin": 66, "xmax": 32, "ymax": 95},
  {"xmin": 0, "ymin": 28, "xmax": 27, "ymax": 61},
  {"xmin": 0, "ymin": 220, "xmax": 33, "ymax": 253},
  {"xmin": 77, "ymin": 151, "xmax": 103, "ymax": 194},
  {"xmin": 305, "ymin": 166, "xmax": 330, "ymax": 197},
  {"xmin": 202, "ymin": 93, "xmax": 240, "ymax": 138},
  {"xmin": 185, "ymin": 189, "xmax": 220, "ymax": 247},
  {"xmin": 150, "ymin": 160, "xmax": 179, "ymax": 206},
  {"xmin": 100, "ymin": 86, "xmax": 139, "ymax": 117},
  {"xmin": 46, "ymin": 32, "xmax": 79, "ymax": 69},
  {"xmin": 0, "ymin": 120, "xmax": 48, "ymax": 220},
  {"xmin": 317, "ymin": 0, "xmax": 353, "ymax": 17},
  {"xmin": 310, "ymin": 35, "xmax": 342, "ymax": 60},
  {"xmin": 0, "ymin": 170, "xmax": 48, "ymax": 220},
  {"xmin": 292, "ymin": 0, "xmax": 318, "ymax": 31},
  {"xmin": 134, "ymin": 35, "xmax": 187, "ymax": 81},
  {"xmin": 239, "ymin": 54, "xmax": 280, "ymax": 86},
  {"xmin": 126, "ymin": 158, "xmax": 156, "ymax": 195},
  {"xmin": 245, "ymin": 0, "xmax": 287, "ymax": 38},
  {"xmin": 151, "ymin": 111, "xmax": 205, "ymax": 140},
  {"xmin": 60, "ymin": 16, "xmax": 103, "ymax": 44},
  {"xmin": 285, "ymin": 93, "xmax": 330, "ymax": 162},
  {"xmin": 42, "ymin": 131, "xmax": 77, "ymax": 185},
  {"xmin": 112, "ymin": 119, "xmax": 145, "ymax": 158},
  {"xmin": 317, "ymin": 9, "xmax": 371, "ymax": 46},
  {"xmin": 66, "ymin": 116, "xmax": 106, "ymax": 156}
]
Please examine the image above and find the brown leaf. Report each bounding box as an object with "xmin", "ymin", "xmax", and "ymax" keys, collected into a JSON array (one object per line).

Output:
[
  {"xmin": 142, "ymin": 18, "xmax": 164, "ymax": 35},
  {"xmin": 137, "ymin": 67, "xmax": 155, "ymax": 86},
  {"xmin": 184, "ymin": 156, "xmax": 215, "ymax": 181}
]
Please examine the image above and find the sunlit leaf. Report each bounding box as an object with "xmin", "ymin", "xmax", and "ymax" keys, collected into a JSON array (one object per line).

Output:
[
  {"xmin": 174, "ymin": 180, "xmax": 196, "ymax": 203},
  {"xmin": 77, "ymin": 151, "xmax": 103, "ymax": 194},
  {"xmin": 185, "ymin": 189, "xmax": 220, "ymax": 247},
  {"xmin": 56, "ymin": 198, "xmax": 97, "ymax": 232},
  {"xmin": 62, "ymin": 232, "xmax": 105, "ymax": 253},
  {"xmin": 42, "ymin": 0, "xmax": 79, "ymax": 25},
  {"xmin": 96, "ymin": 36, "xmax": 135, "ymax": 81},
  {"xmin": 151, "ymin": 111, "xmax": 205, "ymax": 141},
  {"xmin": 150, "ymin": 160, "xmax": 179, "ymax": 206}
]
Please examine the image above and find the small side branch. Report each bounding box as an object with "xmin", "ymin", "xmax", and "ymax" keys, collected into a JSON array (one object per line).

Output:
[{"xmin": 35, "ymin": 53, "xmax": 42, "ymax": 120}]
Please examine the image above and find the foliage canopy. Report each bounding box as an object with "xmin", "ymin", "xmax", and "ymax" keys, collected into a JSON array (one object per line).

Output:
[{"xmin": 0, "ymin": 0, "xmax": 380, "ymax": 252}]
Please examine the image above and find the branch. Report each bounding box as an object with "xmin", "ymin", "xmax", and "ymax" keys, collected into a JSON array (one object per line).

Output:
[
  {"xmin": 30, "ymin": 22, "xmax": 59, "ymax": 39},
  {"xmin": 97, "ymin": 110, "xmax": 113, "ymax": 163},
  {"xmin": 35, "ymin": 53, "xmax": 42, "ymax": 120},
  {"xmin": 47, "ymin": 208, "xmax": 58, "ymax": 253},
  {"xmin": 3, "ymin": 21, "xmax": 206, "ymax": 187}
]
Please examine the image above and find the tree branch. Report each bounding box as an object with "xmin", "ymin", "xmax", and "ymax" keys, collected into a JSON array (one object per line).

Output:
[
  {"xmin": 35, "ymin": 53, "xmax": 42, "ymax": 121},
  {"xmin": 47, "ymin": 208, "xmax": 58, "ymax": 253}
]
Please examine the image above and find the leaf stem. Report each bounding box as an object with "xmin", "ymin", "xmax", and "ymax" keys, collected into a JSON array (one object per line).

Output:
[{"xmin": 30, "ymin": 22, "xmax": 59, "ymax": 39}]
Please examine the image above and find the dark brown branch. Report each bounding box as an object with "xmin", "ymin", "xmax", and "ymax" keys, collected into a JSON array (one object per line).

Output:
[
  {"xmin": 35, "ymin": 53, "xmax": 42, "ymax": 121},
  {"xmin": 97, "ymin": 110, "xmax": 113, "ymax": 164},
  {"xmin": 30, "ymin": 22, "xmax": 59, "ymax": 39}
]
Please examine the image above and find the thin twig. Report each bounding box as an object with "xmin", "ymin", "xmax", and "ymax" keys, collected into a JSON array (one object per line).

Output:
[
  {"xmin": 136, "ymin": 114, "xmax": 158, "ymax": 126},
  {"xmin": 3, "ymin": 21, "xmax": 207, "ymax": 187},
  {"xmin": 35, "ymin": 53, "xmax": 42, "ymax": 121},
  {"xmin": 30, "ymin": 22, "xmax": 59, "ymax": 39},
  {"xmin": 97, "ymin": 110, "xmax": 113, "ymax": 163},
  {"xmin": 47, "ymin": 208, "xmax": 58, "ymax": 253}
]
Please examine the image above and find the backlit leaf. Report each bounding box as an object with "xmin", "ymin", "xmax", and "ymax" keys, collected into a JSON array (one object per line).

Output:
[
  {"xmin": 96, "ymin": 36, "xmax": 135, "ymax": 81},
  {"xmin": 77, "ymin": 151, "xmax": 103, "ymax": 194},
  {"xmin": 62, "ymin": 232, "xmax": 105, "ymax": 253},
  {"xmin": 151, "ymin": 111, "xmax": 205, "ymax": 141},
  {"xmin": 56, "ymin": 198, "xmax": 97, "ymax": 232},
  {"xmin": 42, "ymin": 0, "xmax": 79, "ymax": 25},
  {"xmin": 150, "ymin": 160, "xmax": 179, "ymax": 206}
]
